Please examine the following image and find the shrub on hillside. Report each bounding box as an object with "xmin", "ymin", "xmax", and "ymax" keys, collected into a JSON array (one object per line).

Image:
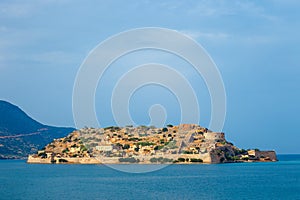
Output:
[
  {"xmin": 190, "ymin": 158, "xmax": 203, "ymax": 163},
  {"xmin": 119, "ymin": 157, "xmax": 139, "ymax": 163}
]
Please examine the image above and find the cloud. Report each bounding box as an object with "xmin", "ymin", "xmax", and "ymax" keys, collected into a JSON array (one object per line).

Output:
[
  {"xmin": 181, "ymin": 30, "xmax": 229, "ymax": 41},
  {"xmin": 159, "ymin": 0, "xmax": 279, "ymax": 21},
  {"xmin": 0, "ymin": 0, "xmax": 70, "ymax": 18},
  {"xmin": 0, "ymin": 50, "xmax": 80, "ymax": 68},
  {"xmin": 180, "ymin": 29, "xmax": 277, "ymax": 46},
  {"xmin": 0, "ymin": 2, "xmax": 34, "ymax": 18},
  {"xmin": 0, "ymin": 26, "xmax": 8, "ymax": 32},
  {"xmin": 30, "ymin": 51, "xmax": 80, "ymax": 65}
]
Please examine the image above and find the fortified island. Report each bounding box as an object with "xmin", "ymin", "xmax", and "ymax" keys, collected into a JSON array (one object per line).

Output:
[{"xmin": 27, "ymin": 124, "xmax": 277, "ymax": 164}]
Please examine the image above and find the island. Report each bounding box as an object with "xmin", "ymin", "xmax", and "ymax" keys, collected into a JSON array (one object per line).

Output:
[{"xmin": 27, "ymin": 124, "xmax": 277, "ymax": 164}]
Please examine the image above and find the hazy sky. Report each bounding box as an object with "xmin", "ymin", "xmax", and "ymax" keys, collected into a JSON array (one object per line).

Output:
[{"xmin": 0, "ymin": 0, "xmax": 299, "ymax": 153}]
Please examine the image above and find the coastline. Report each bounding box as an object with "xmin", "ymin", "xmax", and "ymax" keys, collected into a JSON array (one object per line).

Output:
[{"xmin": 27, "ymin": 154, "xmax": 277, "ymax": 165}]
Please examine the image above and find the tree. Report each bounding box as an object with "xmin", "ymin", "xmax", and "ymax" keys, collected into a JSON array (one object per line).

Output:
[
  {"xmin": 190, "ymin": 158, "xmax": 203, "ymax": 163},
  {"xmin": 58, "ymin": 158, "xmax": 68, "ymax": 163},
  {"xmin": 119, "ymin": 157, "xmax": 139, "ymax": 163},
  {"xmin": 38, "ymin": 152, "xmax": 47, "ymax": 158},
  {"xmin": 162, "ymin": 158, "xmax": 173, "ymax": 163},
  {"xmin": 80, "ymin": 145, "xmax": 87, "ymax": 152},
  {"xmin": 150, "ymin": 157, "xmax": 158, "ymax": 163},
  {"xmin": 62, "ymin": 148, "xmax": 69, "ymax": 153},
  {"xmin": 154, "ymin": 146, "xmax": 163, "ymax": 150}
]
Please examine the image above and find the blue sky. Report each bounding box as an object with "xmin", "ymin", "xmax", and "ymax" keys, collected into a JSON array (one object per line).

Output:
[{"xmin": 0, "ymin": 0, "xmax": 299, "ymax": 153}]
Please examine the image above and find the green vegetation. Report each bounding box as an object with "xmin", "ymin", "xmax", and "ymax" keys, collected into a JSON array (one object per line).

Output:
[
  {"xmin": 128, "ymin": 137, "xmax": 141, "ymax": 141},
  {"xmin": 149, "ymin": 157, "xmax": 173, "ymax": 163},
  {"xmin": 48, "ymin": 144, "xmax": 56, "ymax": 148},
  {"xmin": 233, "ymin": 156, "xmax": 240, "ymax": 160},
  {"xmin": 115, "ymin": 143, "xmax": 122, "ymax": 147},
  {"xmin": 215, "ymin": 149, "xmax": 222, "ymax": 156},
  {"xmin": 38, "ymin": 152, "xmax": 47, "ymax": 158},
  {"xmin": 58, "ymin": 158, "xmax": 68, "ymax": 163},
  {"xmin": 240, "ymin": 149, "xmax": 247, "ymax": 154},
  {"xmin": 234, "ymin": 148, "xmax": 247, "ymax": 155},
  {"xmin": 104, "ymin": 126, "xmax": 121, "ymax": 131},
  {"xmin": 149, "ymin": 157, "xmax": 157, "ymax": 163},
  {"xmin": 119, "ymin": 157, "xmax": 140, "ymax": 163},
  {"xmin": 89, "ymin": 142, "xmax": 98, "ymax": 147},
  {"xmin": 80, "ymin": 145, "xmax": 87, "ymax": 151},
  {"xmin": 154, "ymin": 146, "xmax": 164, "ymax": 150},
  {"xmin": 165, "ymin": 141, "xmax": 178, "ymax": 149},
  {"xmin": 183, "ymin": 151, "xmax": 193, "ymax": 154},
  {"xmin": 190, "ymin": 158, "xmax": 203, "ymax": 162},
  {"xmin": 137, "ymin": 141, "xmax": 155, "ymax": 146},
  {"xmin": 62, "ymin": 148, "xmax": 69, "ymax": 153},
  {"xmin": 224, "ymin": 152, "xmax": 232, "ymax": 160},
  {"xmin": 162, "ymin": 127, "xmax": 168, "ymax": 132}
]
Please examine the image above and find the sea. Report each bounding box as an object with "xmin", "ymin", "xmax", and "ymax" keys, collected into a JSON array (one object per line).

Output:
[{"xmin": 0, "ymin": 154, "xmax": 299, "ymax": 200}]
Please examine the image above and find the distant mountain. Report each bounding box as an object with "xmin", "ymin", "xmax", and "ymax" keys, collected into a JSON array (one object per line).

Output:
[{"xmin": 0, "ymin": 100, "xmax": 75, "ymax": 159}]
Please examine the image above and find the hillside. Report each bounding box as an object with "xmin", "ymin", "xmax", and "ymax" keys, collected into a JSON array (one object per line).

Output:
[
  {"xmin": 28, "ymin": 124, "xmax": 277, "ymax": 164},
  {"xmin": 0, "ymin": 100, "xmax": 75, "ymax": 159}
]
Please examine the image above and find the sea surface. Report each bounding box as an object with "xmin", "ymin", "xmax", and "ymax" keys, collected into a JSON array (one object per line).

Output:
[{"xmin": 0, "ymin": 154, "xmax": 299, "ymax": 200}]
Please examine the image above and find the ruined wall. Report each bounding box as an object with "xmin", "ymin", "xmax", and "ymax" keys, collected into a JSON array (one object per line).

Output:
[
  {"xmin": 247, "ymin": 150, "xmax": 277, "ymax": 161},
  {"xmin": 178, "ymin": 124, "xmax": 199, "ymax": 131},
  {"xmin": 257, "ymin": 151, "xmax": 277, "ymax": 161},
  {"xmin": 204, "ymin": 132, "xmax": 225, "ymax": 141},
  {"xmin": 27, "ymin": 155, "xmax": 51, "ymax": 164}
]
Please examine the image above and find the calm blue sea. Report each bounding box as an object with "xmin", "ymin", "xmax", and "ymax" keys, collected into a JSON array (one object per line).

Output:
[{"xmin": 0, "ymin": 155, "xmax": 299, "ymax": 200}]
